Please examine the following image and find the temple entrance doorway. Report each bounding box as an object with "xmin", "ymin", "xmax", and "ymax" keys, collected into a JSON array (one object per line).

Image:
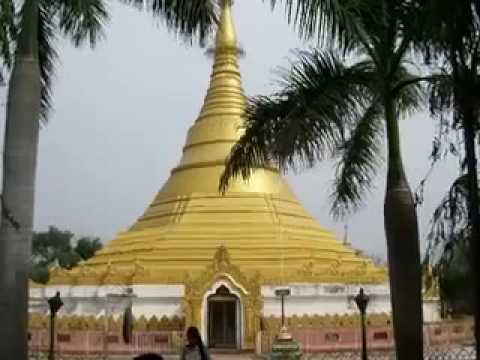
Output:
[{"xmin": 207, "ymin": 285, "xmax": 238, "ymax": 349}]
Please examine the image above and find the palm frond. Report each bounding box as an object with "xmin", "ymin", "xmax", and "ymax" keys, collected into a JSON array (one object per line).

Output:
[
  {"xmin": 426, "ymin": 174, "xmax": 471, "ymax": 266},
  {"xmin": 427, "ymin": 72, "xmax": 454, "ymax": 119},
  {"xmin": 331, "ymin": 99, "xmax": 384, "ymax": 218},
  {"xmin": 394, "ymin": 68, "xmax": 426, "ymax": 119},
  {"xmin": 37, "ymin": 2, "xmax": 58, "ymax": 121},
  {"xmin": 219, "ymin": 96, "xmax": 282, "ymax": 192},
  {"xmin": 54, "ymin": 0, "xmax": 109, "ymax": 47},
  {"xmin": 220, "ymin": 48, "xmax": 374, "ymax": 192},
  {"xmin": 415, "ymin": 0, "xmax": 479, "ymax": 58},
  {"xmin": 268, "ymin": 0, "xmax": 363, "ymax": 46},
  {"xmin": 120, "ymin": 0, "xmax": 217, "ymax": 47},
  {"xmin": 0, "ymin": 0, "xmax": 16, "ymax": 82},
  {"xmin": 273, "ymin": 50, "xmax": 375, "ymax": 168}
]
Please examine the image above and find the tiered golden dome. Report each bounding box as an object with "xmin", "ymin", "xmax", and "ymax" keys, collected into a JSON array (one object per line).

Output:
[{"xmin": 48, "ymin": 1, "xmax": 386, "ymax": 286}]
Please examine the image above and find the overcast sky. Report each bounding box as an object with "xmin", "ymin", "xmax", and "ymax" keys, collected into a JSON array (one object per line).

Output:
[{"xmin": 1, "ymin": 1, "xmax": 459, "ymax": 259}]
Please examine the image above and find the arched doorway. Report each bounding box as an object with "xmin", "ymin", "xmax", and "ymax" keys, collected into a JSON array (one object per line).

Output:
[{"xmin": 207, "ymin": 285, "xmax": 239, "ymax": 348}]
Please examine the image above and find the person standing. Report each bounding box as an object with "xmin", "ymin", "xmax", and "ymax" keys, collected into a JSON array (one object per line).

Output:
[{"xmin": 181, "ymin": 327, "xmax": 210, "ymax": 360}]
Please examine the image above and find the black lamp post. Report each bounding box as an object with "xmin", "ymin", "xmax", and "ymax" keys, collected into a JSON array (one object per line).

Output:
[
  {"xmin": 354, "ymin": 288, "xmax": 370, "ymax": 360},
  {"xmin": 48, "ymin": 292, "xmax": 63, "ymax": 360}
]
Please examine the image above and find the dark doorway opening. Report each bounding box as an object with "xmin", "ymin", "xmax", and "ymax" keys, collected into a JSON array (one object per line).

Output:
[{"xmin": 207, "ymin": 285, "xmax": 238, "ymax": 349}]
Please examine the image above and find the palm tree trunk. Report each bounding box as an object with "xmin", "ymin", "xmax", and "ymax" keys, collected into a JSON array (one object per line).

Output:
[
  {"xmin": 0, "ymin": 1, "xmax": 41, "ymax": 359},
  {"xmin": 462, "ymin": 112, "xmax": 480, "ymax": 358},
  {"xmin": 383, "ymin": 95, "xmax": 423, "ymax": 360}
]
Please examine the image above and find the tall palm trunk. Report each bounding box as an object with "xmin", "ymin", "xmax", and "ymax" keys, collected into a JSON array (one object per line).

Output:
[
  {"xmin": 462, "ymin": 112, "xmax": 480, "ymax": 357},
  {"xmin": 0, "ymin": 1, "xmax": 41, "ymax": 359},
  {"xmin": 383, "ymin": 95, "xmax": 423, "ymax": 360}
]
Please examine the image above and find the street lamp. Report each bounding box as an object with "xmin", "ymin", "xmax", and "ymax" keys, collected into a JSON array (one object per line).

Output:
[
  {"xmin": 354, "ymin": 288, "xmax": 370, "ymax": 360},
  {"xmin": 47, "ymin": 292, "xmax": 63, "ymax": 360},
  {"xmin": 274, "ymin": 288, "xmax": 291, "ymax": 340}
]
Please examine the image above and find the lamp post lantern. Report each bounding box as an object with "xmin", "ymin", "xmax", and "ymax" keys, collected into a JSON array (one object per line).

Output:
[
  {"xmin": 47, "ymin": 292, "xmax": 63, "ymax": 360},
  {"xmin": 354, "ymin": 288, "xmax": 370, "ymax": 360}
]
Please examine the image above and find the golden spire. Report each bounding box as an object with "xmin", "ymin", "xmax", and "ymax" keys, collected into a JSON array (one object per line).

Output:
[
  {"xmin": 215, "ymin": 0, "xmax": 239, "ymax": 53},
  {"xmin": 196, "ymin": 0, "xmax": 244, "ymax": 123}
]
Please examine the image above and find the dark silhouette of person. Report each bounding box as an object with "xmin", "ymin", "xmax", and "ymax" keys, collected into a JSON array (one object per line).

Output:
[{"xmin": 181, "ymin": 326, "xmax": 210, "ymax": 360}]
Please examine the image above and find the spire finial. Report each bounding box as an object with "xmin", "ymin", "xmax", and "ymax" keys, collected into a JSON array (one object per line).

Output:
[
  {"xmin": 213, "ymin": 0, "xmax": 242, "ymax": 55},
  {"xmin": 343, "ymin": 224, "xmax": 350, "ymax": 246},
  {"xmin": 197, "ymin": 0, "xmax": 245, "ymax": 122}
]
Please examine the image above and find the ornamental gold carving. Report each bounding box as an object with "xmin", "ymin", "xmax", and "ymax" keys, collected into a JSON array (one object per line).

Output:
[
  {"xmin": 261, "ymin": 313, "xmax": 392, "ymax": 333},
  {"xmin": 183, "ymin": 246, "xmax": 263, "ymax": 349},
  {"xmin": 28, "ymin": 313, "xmax": 185, "ymax": 332}
]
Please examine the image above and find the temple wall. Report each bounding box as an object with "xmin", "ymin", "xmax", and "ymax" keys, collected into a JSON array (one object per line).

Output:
[
  {"xmin": 30, "ymin": 284, "xmax": 185, "ymax": 318},
  {"xmin": 261, "ymin": 283, "xmax": 440, "ymax": 322},
  {"xmin": 262, "ymin": 283, "xmax": 392, "ymax": 316},
  {"xmin": 30, "ymin": 282, "xmax": 440, "ymax": 322}
]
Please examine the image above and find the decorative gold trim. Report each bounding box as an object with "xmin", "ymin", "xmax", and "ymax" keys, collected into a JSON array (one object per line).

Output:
[
  {"xmin": 261, "ymin": 313, "xmax": 392, "ymax": 331},
  {"xmin": 183, "ymin": 246, "xmax": 262, "ymax": 349},
  {"xmin": 28, "ymin": 313, "xmax": 184, "ymax": 332}
]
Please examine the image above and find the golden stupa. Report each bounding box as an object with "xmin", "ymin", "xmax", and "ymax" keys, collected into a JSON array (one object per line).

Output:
[{"xmin": 48, "ymin": 0, "xmax": 386, "ymax": 287}]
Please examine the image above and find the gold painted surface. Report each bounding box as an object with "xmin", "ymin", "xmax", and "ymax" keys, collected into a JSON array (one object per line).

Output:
[
  {"xmin": 261, "ymin": 313, "xmax": 392, "ymax": 331},
  {"xmin": 28, "ymin": 313, "xmax": 185, "ymax": 331},
  {"xmin": 46, "ymin": 1, "xmax": 386, "ymax": 287},
  {"xmin": 29, "ymin": 312, "xmax": 391, "ymax": 332}
]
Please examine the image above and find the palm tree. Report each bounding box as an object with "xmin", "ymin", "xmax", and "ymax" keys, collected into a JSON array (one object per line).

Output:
[
  {"xmin": 220, "ymin": 1, "xmax": 425, "ymax": 358},
  {"xmin": 0, "ymin": 2, "xmax": 107, "ymax": 358},
  {"xmin": 0, "ymin": 1, "xmax": 218, "ymax": 359},
  {"xmin": 415, "ymin": 1, "xmax": 480, "ymax": 354}
]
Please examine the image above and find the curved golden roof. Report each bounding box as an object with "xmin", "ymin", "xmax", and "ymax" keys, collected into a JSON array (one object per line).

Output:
[{"xmin": 48, "ymin": 1, "xmax": 386, "ymax": 286}]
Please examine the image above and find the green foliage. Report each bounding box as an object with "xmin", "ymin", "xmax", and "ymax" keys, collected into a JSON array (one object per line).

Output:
[
  {"xmin": 32, "ymin": 226, "xmax": 77, "ymax": 268},
  {"xmin": 30, "ymin": 226, "xmax": 103, "ymax": 284},
  {"xmin": 29, "ymin": 264, "xmax": 50, "ymax": 284},
  {"xmin": 75, "ymin": 236, "xmax": 102, "ymax": 261}
]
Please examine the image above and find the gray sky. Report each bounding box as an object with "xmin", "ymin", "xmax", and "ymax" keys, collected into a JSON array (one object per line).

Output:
[{"xmin": 1, "ymin": 1, "xmax": 459, "ymax": 258}]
